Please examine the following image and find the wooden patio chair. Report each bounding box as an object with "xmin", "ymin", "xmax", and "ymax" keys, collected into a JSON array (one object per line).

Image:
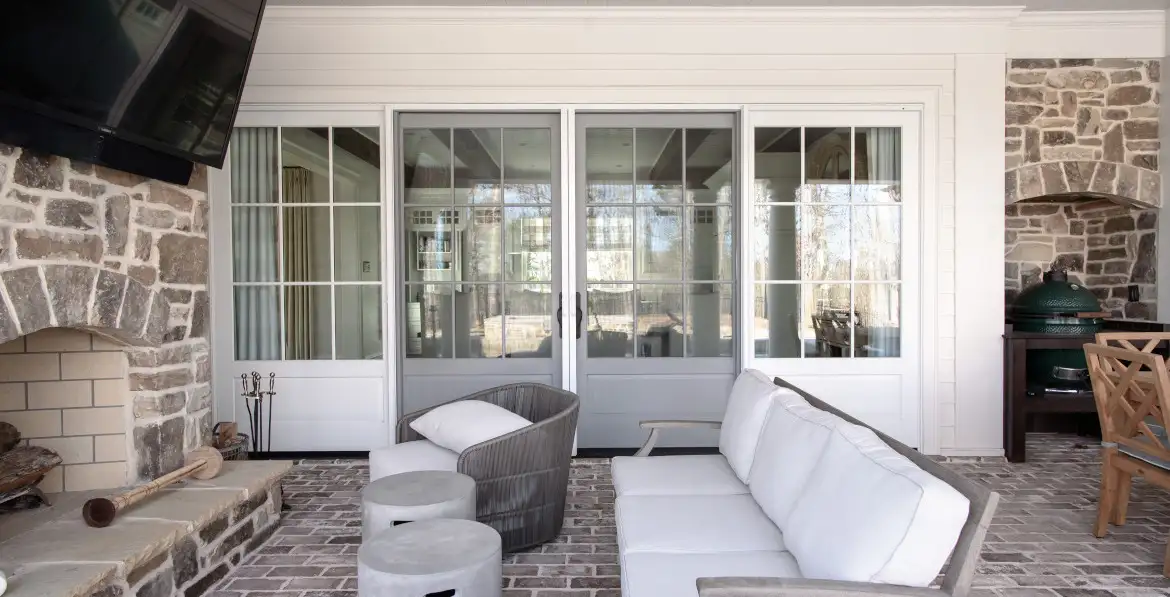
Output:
[{"xmin": 1083, "ymin": 341, "xmax": 1170, "ymax": 576}]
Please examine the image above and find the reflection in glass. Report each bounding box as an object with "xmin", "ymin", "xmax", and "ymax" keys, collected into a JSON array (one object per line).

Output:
[
  {"xmin": 457, "ymin": 285, "xmax": 502, "ymax": 358},
  {"xmin": 334, "ymin": 206, "xmax": 381, "ymax": 282},
  {"xmin": 752, "ymin": 205, "xmax": 797, "ymax": 281},
  {"xmin": 635, "ymin": 128, "xmax": 682, "ymax": 203},
  {"xmin": 336, "ymin": 286, "xmax": 382, "ymax": 360},
  {"xmin": 853, "ymin": 206, "xmax": 901, "ymax": 281},
  {"xmin": 686, "ymin": 128, "xmax": 734, "ymax": 203},
  {"xmin": 408, "ymin": 202, "xmax": 458, "ymax": 281},
  {"xmin": 855, "ymin": 284, "xmax": 901, "ymax": 358},
  {"xmin": 688, "ymin": 284, "xmax": 733, "ymax": 357},
  {"xmin": 332, "ymin": 127, "xmax": 381, "ymax": 203},
  {"xmin": 754, "ymin": 127, "xmax": 803, "ymax": 204},
  {"xmin": 503, "ymin": 129, "xmax": 552, "ymax": 204},
  {"xmin": 282, "ymin": 206, "xmax": 331, "ymax": 282},
  {"xmin": 753, "ymin": 284, "xmax": 800, "ymax": 358},
  {"xmin": 235, "ymin": 286, "xmax": 280, "ymax": 360},
  {"xmin": 636, "ymin": 285, "xmax": 684, "ymax": 357},
  {"xmin": 403, "ymin": 128, "xmax": 453, "ymax": 205},
  {"xmin": 799, "ymin": 205, "xmax": 850, "ymax": 281},
  {"xmin": 687, "ymin": 206, "xmax": 733, "ymax": 281},
  {"xmin": 505, "ymin": 206, "xmax": 552, "ymax": 282},
  {"xmin": 805, "ymin": 284, "xmax": 851, "ymax": 358},
  {"xmin": 465, "ymin": 207, "xmax": 501, "ymax": 282},
  {"xmin": 854, "ymin": 127, "xmax": 901, "ymax": 203},
  {"xmin": 230, "ymin": 128, "xmax": 278, "ymax": 204},
  {"xmin": 281, "ymin": 128, "xmax": 330, "ymax": 203},
  {"xmin": 586, "ymin": 206, "xmax": 633, "ymax": 282},
  {"xmin": 405, "ymin": 284, "xmax": 453, "ymax": 358},
  {"xmin": 586, "ymin": 285, "xmax": 634, "ymax": 358},
  {"xmin": 232, "ymin": 207, "xmax": 279, "ymax": 282},
  {"xmin": 636, "ymin": 206, "xmax": 682, "ymax": 281},
  {"xmin": 284, "ymin": 285, "xmax": 332, "ymax": 360},
  {"xmin": 586, "ymin": 129, "xmax": 633, "ymax": 203},
  {"xmin": 505, "ymin": 285, "xmax": 553, "ymax": 358},
  {"xmin": 455, "ymin": 128, "xmax": 501, "ymax": 203},
  {"xmin": 805, "ymin": 127, "xmax": 851, "ymax": 203}
]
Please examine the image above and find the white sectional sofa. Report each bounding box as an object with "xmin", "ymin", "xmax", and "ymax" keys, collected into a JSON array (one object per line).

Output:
[{"xmin": 612, "ymin": 370, "xmax": 999, "ymax": 597}]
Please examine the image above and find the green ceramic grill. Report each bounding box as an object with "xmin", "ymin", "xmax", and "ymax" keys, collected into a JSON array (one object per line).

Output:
[{"xmin": 1011, "ymin": 269, "xmax": 1104, "ymax": 393}]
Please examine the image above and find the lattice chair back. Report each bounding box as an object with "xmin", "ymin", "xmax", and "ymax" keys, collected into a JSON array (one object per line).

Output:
[
  {"xmin": 1084, "ymin": 342, "xmax": 1170, "ymax": 463},
  {"xmin": 1095, "ymin": 331, "xmax": 1170, "ymax": 354}
]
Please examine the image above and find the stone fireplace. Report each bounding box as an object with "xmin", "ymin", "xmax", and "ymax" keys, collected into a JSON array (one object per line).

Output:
[
  {"xmin": 0, "ymin": 143, "xmax": 210, "ymax": 492},
  {"xmin": 1004, "ymin": 58, "xmax": 1160, "ymax": 318}
]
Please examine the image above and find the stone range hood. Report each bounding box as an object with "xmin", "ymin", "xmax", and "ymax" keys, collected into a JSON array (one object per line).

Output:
[{"xmin": 1004, "ymin": 58, "xmax": 1160, "ymax": 319}]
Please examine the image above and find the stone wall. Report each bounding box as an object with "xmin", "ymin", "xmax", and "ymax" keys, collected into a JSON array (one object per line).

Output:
[
  {"xmin": 0, "ymin": 143, "xmax": 209, "ymax": 483},
  {"xmin": 1005, "ymin": 58, "xmax": 1160, "ymax": 320},
  {"xmin": 1005, "ymin": 58, "xmax": 1160, "ymax": 206},
  {"xmin": 1005, "ymin": 200, "xmax": 1157, "ymax": 318}
]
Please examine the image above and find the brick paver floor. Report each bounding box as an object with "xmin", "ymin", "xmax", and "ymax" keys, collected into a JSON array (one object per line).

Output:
[{"xmin": 210, "ymin": 434, "xmax": 1170, "ymax": 597}]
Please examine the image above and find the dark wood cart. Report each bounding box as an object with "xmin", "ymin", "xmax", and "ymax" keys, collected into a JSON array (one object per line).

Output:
[{"xmin": 1002, "ymin": 330, "xmax": 1097, "ymax": 463}]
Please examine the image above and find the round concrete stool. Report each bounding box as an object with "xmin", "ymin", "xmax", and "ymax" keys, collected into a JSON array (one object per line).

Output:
[
  {"xmin": 358, "ymin": 518, "xmax": 502, "ymax": 597},
  {"xmin": 361, "ymin": 470, "xmax": 476, "ymax": 540}
]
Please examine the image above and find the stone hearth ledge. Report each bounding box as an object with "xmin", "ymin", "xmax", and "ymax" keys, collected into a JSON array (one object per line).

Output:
[{"xmin": 0, "ymin": 460, "xmax": 292, "ymax": 597}]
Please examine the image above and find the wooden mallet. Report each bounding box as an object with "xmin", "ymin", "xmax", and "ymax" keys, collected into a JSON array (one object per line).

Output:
[{"xmin": 82, "ymin": 446, "xmax": 224, "ymax": 528}]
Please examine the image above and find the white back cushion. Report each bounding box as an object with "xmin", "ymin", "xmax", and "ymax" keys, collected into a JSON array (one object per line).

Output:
[
  {"xmin": 748, "ymin": 391, "xmax": 841, "ymax": 530},
  {"xmin": 409, "ymin": 400, "xmax": 532, "ymax": 453},
  {"xmin": 784, "ymin": 423, "xmax": 970, "ymax": 587},
  {"xmin": 719, "ymin": 369, "xmax": 781, "ymax": 482}
]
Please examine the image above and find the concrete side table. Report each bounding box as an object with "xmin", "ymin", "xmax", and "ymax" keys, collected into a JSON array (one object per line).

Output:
[
  {"xmin": 358, "ymin": 518, "xmax": 502, "ymax": 597},
  {"xmin": 361, "ymin": 470, "xmax": 476, "ymax": 540}
]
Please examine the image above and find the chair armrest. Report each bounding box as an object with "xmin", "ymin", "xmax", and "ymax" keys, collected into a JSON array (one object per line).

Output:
[
  {"xmin": 640, "ymin": 419, "xmax": 722, "ymax": 429},
  {"xmin": 634, "ymin": 419, "xmax": 722, "ymax": 456},
  {"xmin": 698, "ymin": 577, "xmax": 950, "ymax": 597}
]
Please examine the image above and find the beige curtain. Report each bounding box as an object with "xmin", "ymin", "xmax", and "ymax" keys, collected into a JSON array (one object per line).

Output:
[{"xmin": 282, "ymin": 167, "xmax": 316, "ymax": 359}]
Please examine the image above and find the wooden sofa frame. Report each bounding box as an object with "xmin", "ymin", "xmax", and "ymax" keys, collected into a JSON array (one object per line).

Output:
[{"xmin": 634, "ymin": 376, "xmax": 1000, "ymax": 597}]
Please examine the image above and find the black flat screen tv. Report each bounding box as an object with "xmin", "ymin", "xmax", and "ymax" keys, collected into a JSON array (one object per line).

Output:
[{"xmin": 0, "ymin": 0, "xmax": 268, "ymax": 184}]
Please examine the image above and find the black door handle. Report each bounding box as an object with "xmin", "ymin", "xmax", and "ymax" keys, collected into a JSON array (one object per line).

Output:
[
  {"xmin": 556, "ymin": 292, "xmax": 564, "ymax": 338},
  {"xmin": 575, "ymin": 292, "xmax": 583, "ymax": 340}
]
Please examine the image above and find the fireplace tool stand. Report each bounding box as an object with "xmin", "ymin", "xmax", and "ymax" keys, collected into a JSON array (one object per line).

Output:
[{"xmin": 241, "ymin": 372, "xmax": 277, "ymax": 457}]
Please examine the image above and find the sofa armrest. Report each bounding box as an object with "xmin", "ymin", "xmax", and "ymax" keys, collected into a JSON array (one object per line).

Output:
[
  {"xmin": 698, "ymin": 578, "xmax": 950, "ymax": 597},
  {"xmin": 634, "ymin": 419, "xmax": 722, "ymax": 456}
]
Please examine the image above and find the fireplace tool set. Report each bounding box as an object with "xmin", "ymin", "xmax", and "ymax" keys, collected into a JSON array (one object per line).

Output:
[{"xmin": 242, "ymin": 371, "xmax": 277, "ymax": 455}]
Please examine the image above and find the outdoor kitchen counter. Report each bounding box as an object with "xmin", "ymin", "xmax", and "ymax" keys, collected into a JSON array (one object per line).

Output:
[{"xmin": 0, "ymin": 459, "xmax": 292, "ymax": 597}]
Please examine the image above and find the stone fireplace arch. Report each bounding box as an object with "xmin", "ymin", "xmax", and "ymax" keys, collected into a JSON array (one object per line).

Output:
[{"xmin": 0, "ymin": 265, "xmax": 170, "ymax": 347}]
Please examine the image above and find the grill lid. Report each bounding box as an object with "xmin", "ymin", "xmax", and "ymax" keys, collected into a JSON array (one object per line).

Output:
[{"xmin": 1012, "ymin": 269, "xmax": 1102, "ymax": 317}]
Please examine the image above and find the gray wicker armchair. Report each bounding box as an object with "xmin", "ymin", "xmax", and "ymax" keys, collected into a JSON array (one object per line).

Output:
[{"xmin": 396, "ymin": 383, "xmax": 580, "ymax": 552}]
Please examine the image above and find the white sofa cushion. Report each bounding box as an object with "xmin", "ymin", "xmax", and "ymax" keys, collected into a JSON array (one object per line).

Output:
[
  {"xmin": 368, "ymin": 439, "xmax": 458, "ymax": 482},
  {"xmin": 719, "ymin": 369, "xmax": 782, "ymax": 483},
  {"xmin": 612, "ymin": 455, "xmax": 747, "ymax": 497},
  {"xmin": 748, "ymin": 391, "xmax": 841, "ymax": 530},
  {"xmin": 616, "ymin": 494, "xmax": 786, "ymax": 553},
  {"xmin": 784, "ymin": 423, "xmax": 971, "ymax": 587},
  {"xmin": 623, "ymin": 551, "xmax": 803, "ymax": 597},
  {"xmin": 409, "ymin": 400, "xmax": 532, "ymax": 453}
]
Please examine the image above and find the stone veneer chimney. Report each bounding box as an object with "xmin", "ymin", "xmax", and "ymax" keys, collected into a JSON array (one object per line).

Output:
[{"xmin": 0, "ymin": 143, "xmax": 210, "ymax": 486}]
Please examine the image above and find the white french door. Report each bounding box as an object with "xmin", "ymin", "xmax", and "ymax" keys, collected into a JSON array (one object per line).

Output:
[
  {"xmin": 742, "ymin": 109, "xmax": 922, "ymax": 447},
  {"xmin": 211, "ymin": 110, "xmax": 390, "ymax": 451}
]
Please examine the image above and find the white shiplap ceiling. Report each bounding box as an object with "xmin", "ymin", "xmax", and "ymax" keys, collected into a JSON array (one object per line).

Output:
[{"xmin": 264, "ymin": 0, "xmax": 1168, "ymax": 11}]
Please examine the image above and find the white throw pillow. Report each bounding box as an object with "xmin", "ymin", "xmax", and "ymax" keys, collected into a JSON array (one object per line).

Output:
[
  {"xmin": 784, "ymin": 422, "xmax": 970, "ymax": 587},
  {"xmin": 718, "ymin": 369, "xmax": 782, "ymax": 483},
  {"xmin": 409, "ymin": 400, "xmax": 533, "ymax": 454}
]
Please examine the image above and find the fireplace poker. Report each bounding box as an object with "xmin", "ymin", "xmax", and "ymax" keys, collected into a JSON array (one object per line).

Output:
[{"xmin": 266, "ymin": 372, "xmax": 276, "ymax": 452}]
